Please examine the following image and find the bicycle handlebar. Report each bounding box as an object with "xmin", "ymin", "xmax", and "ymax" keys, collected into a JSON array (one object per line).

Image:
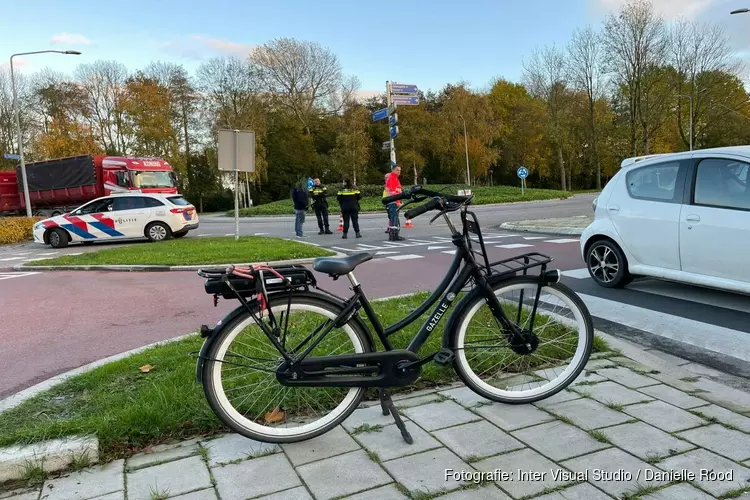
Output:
[
  {"xmin": 404, "ymin": 197, "xmax": 442, "ymax": 220},
  {"xmin": 381, "ymin": 185, "xmax": 472, "ymax": 206}
]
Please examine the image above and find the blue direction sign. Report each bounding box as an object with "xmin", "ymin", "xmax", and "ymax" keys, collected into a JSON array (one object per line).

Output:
[
  {"xmin": 307, "ymin": 178, "xmax": 314, "ymax": 189},
  {"xmin": 391, "ymin": 83, "xmax": 418, "ymax": 94},
  {"xmin": 390, "ymin": 126, "xmax": 399, "ymax": 138},
  {"xmin": 3, "ymin": 153, "xmax": 20, "ymax": 160},
  {"xmin": 517, "ymin": 166, "xmax": 529, "ymax": 179},
  {"xmin": 372, "ymin": 108, "xmax": 388, "ymax": 121},
  {"xmin": 389, "ymin": 114, "xmax": 398, "ymax": 127},
  {"xmin": 392, "ymin": 96, "xmax": 419, "ymax": 105}
]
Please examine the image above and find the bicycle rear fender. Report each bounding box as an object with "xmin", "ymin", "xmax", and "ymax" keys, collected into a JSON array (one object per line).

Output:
[{"xmin": 195, "ymin": 290, "xmax": 374, "ymax": 384}]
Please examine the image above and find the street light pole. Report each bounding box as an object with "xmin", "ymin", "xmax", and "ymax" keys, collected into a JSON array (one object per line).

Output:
[
  {"xmin": 459, "ymin": 114, "xmax": 470, "ymax": 185},
  {"xmin": 10, "ymin": 50, "xmax": 81, "ymax": 217}
]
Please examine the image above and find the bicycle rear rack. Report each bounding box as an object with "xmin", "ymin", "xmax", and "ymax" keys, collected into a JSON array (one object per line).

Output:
[{"xmin": 461, "ymin": 210, "xmax": 553, "ymax": 278}]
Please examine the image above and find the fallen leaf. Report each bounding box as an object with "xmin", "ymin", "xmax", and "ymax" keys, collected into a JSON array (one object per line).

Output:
[
  {"xmin": 142, "ymin": 445, "xmax": 153, "ymax": 454},
  {"xmin": 139, "ymin": 365, "xmax": 153, "ymax": 373},
  {"xmin": 264, "ymin": 406, "xmax": 284, "ymax": 424}
]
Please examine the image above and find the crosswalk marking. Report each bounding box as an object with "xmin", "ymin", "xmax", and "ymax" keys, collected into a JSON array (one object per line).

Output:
[
  {"xmin": 577, "ymin": 292, "xmax": 750, "ymax": 363},
  {"xmin": 496, "ymin": 243, "xmax": 533, "ymax": 249},
  {"xmin": 544, "ymin": 238, "xmax": 580, "ymax": 244},
  {"xmin": 386, "ymin": 254, "xmax": 424, "ymax": 261},
  {"xmin": 442, "ymin": 250, "xmax": 457, "ymax": 255},
  {"xmin": 523, "ymin": 236, "xmax": 546, "ymax": 240},
  {"xmin": 375, "ymin": 251, "xmax": 399, "ymax": 256},
  {"xmin": 356, "ymin": 244, "xmax": 380, "ymax": 250},
  {"xmin": 0, "ymin": 272, "xmax": 40, "ymax": 281},
  {"xmin": 427, "ymin": 246, "xmax": 450, "ymax": 250},
  {"xmin": 561, "ymin": 268, "xmax": 591, "ymax": 279}
]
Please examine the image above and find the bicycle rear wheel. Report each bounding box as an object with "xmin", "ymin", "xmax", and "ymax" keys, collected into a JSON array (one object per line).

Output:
[
  {"xmin": 451, "ymin": 275, "xmax": 593, "ymax": 404},
  {"xmin": 202, "ymin": 293, "xmax": 372, "ymax": 443}
]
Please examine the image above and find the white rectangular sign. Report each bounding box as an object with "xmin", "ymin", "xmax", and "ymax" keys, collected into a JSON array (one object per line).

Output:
[{"xmin": 218, "ymin": 129, "xmax": 255, "ymax": 172}]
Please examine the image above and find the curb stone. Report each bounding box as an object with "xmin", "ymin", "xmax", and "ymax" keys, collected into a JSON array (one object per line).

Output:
[
  {"xmin": 11, "ymin": 254, "xmax": 344, "ymax": 273},
  {"xmin": 499, "ymin": 221, "xmax": 584, "ymax": 235}
]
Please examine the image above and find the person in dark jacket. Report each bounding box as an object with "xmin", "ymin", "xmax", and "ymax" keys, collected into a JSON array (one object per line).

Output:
[
  {"xmin": 291, "ymin": 178, "xmax": 309, "ymax": 238},
  {"xmin": 337, "ymin": 179, "xmax": 362, "ymax": 239},
  {"xmin": 310, "ymin": 178, "xmax": 332, "ymax": 235}
]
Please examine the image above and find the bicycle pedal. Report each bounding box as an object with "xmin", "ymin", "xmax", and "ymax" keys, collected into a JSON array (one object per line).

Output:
[{"xmin": 433, "ymin": 349, "xmax": 455, "ymax": 366}]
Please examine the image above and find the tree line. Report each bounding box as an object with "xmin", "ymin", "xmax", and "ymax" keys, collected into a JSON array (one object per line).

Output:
[{"xmin": 1, "ymin": 0, "xmax": 748, "ymax": 209}]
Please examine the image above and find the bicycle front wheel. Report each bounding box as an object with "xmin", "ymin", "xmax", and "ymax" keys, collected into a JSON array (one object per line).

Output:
[
  {"xmin": 202, "ymin": 293, "xmax": 372, "ymax": 443},
  {"xmin": 452, "ymin": 276, "xmax": 593, "ymax": 404}
]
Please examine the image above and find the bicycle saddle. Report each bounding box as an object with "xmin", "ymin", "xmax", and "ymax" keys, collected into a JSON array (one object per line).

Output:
[{"xmin": 313, "ymin": 252, "xmax": 373, "ymax": 275}]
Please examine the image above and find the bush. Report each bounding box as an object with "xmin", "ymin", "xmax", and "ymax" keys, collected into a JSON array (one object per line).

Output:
[{"xmin": 0, "ymin": 216, "xmax": 41, "ymax": 245}]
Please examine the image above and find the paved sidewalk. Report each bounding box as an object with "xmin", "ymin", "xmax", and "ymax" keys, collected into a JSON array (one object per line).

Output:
[
  {"xmin": 4, "ymin": 339, "xmax": 750, "ymax": 500},
  {"xmin": 500, "ymin": 216, "xmax": 592, "ymax": 235}
]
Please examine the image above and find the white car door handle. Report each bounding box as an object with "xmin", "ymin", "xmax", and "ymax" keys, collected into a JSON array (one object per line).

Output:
[
  {"xmin": 686, "ymin": 215, "xmax": 701, "ymax": 223},
  {"xmin": 608, "ymin": 205, "xmax": 620, "ymax": 212}
]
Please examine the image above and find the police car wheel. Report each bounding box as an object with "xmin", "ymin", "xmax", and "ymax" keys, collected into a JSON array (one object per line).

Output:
[
  {"xmin": 48, "ymin": 228, "xmax": 70, "ymax": 249},
  {"xmin": 146, "ymin": 222, "xmax": 171, "ymax": 242}
]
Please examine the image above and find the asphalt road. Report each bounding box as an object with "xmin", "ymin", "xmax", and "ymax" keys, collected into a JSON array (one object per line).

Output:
[
  {"xmin": 0, "ymin": 195, "xmax": 596, "ymax": 266},
  {"xmin": 3, "ymin": 192, "xmax": 750, "ymax": 397}
]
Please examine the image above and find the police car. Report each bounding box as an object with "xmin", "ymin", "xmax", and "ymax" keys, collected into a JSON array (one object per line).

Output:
[{"xmin": 33, "ymin": 193, "xmax": 199, "ymax": 248}]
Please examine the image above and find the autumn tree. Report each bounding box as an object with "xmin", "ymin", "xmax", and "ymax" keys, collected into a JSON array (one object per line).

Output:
[
  {"xmin": 118, "ymin": 73, "xmax": 176, "ymax": 159},
  {"xmin": 523, "ymin": 45, "xmax": 570, "ymax": 190},
  {"xmin": 74, "ymin": 60, "xmax": 129, "ymax": 154}
]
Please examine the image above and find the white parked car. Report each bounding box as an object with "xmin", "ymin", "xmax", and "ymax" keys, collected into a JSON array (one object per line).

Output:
[
  {"xmin": 33, "ymin": 193, "xmax": 199, "ymax": 248},
  {"xmin": 581, "ymin": 145, "xmax": 750, "ymax": 295}
]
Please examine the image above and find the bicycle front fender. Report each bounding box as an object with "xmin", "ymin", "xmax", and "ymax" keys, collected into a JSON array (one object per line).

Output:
[{"xmin": 440, "ymin": 273, "xmax": 511, "ymax": 351}]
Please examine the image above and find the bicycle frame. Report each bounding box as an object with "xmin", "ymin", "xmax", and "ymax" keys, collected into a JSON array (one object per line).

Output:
[{"xmin": 257, "ymin": 211, "xmax": 528, "ymax": 369}]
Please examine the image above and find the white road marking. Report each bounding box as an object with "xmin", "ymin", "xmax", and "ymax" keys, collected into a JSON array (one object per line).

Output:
[
  {"xmin": 544, "ymin": 238, "xmax": 580, "ymax": 244},
  {"xmin": 331, "ymin": 246, "xmax": 353, "ymax": 252},
  {"xmin": 254, "ymin": 232, "xmax": 269, "ymax": 236},
  {"xmin": 442, "ymin": 250, "xmax": 457, "ymax": 255},
  {"xmin": 66, "ymin": 252, "xmax": 83, "ymax": 256},
  {"xmin": 0, "ymin": 257, "xmax": 24, "ymax": 261},
  {"xmin": 37, "ymin": 252, "xmax": 59, "ymax": 256},
  {"xmin": 427, "ymin": 246, "xmax": 450, "ymax": 250},
  {"xmin": 12, "ymin": 252, "xmax": 32, "ymax": 256},
  {"xmin": 483, "ymin": 234, "xmax": 519, "ymax": 239},
  {"xmin": 375, "ymin": 251, "xmax": 399, "ymax": 256},
  {"xmin": 495, "ymin": 243, "xmax": 533, "ymax": 249},
  {"xmin": 386, "ymin": 254, "xmax": 424, "ymax": 261},
  {"xmin": 561, "ymin": 268, "xmax": 591, "ymax": 279},
  {"xmin": 356, "ymin": 244, "xmax": 380, "ymax": 250},
  {"xmin": 0, "ymin": 272, "xmax": 40, "ymax": 281},
  {"xmin": 198, "ymin": 234, "xmax": 213, "ymax": 237},
  {"xmin": 577, "ymin": 292, "xmax": 750, "ymax": 363},
  {"xmin": 224, "ymin": 233, "xmax": 234, "ymax": 236},
  {"xmin": 523, "ymin": 236, "xmax": 547, "ymax": 240}
]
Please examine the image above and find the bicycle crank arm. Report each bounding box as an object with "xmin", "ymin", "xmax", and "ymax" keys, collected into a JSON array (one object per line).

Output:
[{"xmin": 276, "ymin": 350, "xmax": 422, "ymax": 388}]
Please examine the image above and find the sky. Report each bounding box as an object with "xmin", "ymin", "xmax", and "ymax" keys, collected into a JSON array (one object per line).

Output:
[{"xmin": 2, "ymin": 0, "xmax": 749, "ymax": 96}]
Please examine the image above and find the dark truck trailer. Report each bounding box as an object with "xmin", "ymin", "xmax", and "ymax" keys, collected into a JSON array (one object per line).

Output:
[{"xmin": 0, "ymin": 155, "xmax": 100, "ymax": 217}]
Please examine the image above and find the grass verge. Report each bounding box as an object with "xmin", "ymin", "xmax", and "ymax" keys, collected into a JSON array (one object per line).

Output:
[
  {"xmin": 0, "ymin": 292, "xmax": 608, "ymax": 460},
  {"xmin": 234, "ymin": 184, "xmax": 571, "ymax": 217},
  {"xmin": 25, "ymin": 236, "xmax": 333, "ymax": 267}
]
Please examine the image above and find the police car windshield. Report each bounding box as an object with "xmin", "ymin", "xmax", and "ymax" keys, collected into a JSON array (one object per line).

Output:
[{"xmin": 133, "ymin": 171, "xmax": 174, "ymax": 188}]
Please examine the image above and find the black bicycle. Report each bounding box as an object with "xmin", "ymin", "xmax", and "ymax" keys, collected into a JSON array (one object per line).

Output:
[{"xmin": 194, "ymin": 186, "xmax": 594, "ymax": 444}]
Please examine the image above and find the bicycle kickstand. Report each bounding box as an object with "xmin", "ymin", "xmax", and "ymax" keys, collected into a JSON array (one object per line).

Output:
[{"xmin": 378, "ymin": 388, "xmax": 413, "ymax": 444}]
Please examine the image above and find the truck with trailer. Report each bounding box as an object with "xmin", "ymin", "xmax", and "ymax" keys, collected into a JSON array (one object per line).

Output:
[{"xmin": 0, "ymin": 155, "xmax": 178, "ymax": 217}]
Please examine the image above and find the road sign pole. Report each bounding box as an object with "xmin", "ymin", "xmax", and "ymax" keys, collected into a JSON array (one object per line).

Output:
[
  {"xmin": 387, "ymin": 81, "xmax": 396, "ymax": 168},
  {"xmin": 234, "ymin": 130, "xmax": 239, "ymax": 241}
]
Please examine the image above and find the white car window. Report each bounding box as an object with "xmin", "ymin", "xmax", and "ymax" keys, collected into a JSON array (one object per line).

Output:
[
  {"xmin": 694, "ymin": 159, "xmax": 750, "ymax": 210},
  {"xmin": 113, "ymin": 196, "xmax": 147, "ymax": 212},
  {"xmin": 626, "ymin": 162, "xmax": 680, "ymax": 202},
  {"xmin": 72, "ymin": 198, "xmax": 113, "ymax": 215}
]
